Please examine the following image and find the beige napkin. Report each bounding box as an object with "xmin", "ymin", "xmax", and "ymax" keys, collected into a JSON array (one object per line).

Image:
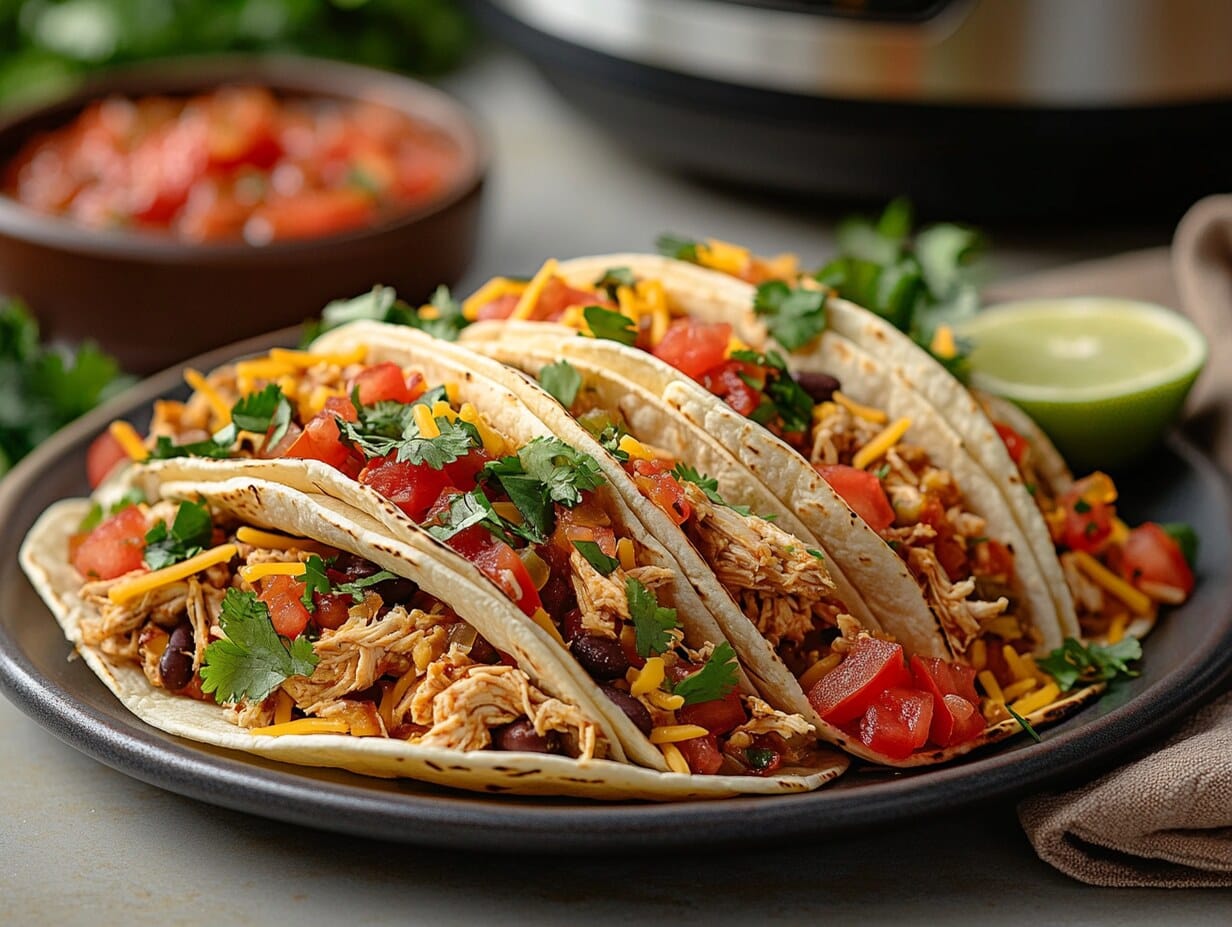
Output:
[{"xmin": 989, "ymin": 195, "xmax": 1232, "ymax": 887}]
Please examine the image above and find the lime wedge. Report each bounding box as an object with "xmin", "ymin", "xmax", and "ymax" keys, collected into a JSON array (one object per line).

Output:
[{"xmin": 958, "ymin": 298, "xmax": 1206, "ymax": 470}]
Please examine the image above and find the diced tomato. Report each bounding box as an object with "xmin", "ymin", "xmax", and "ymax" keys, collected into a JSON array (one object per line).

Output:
[
  {"xmin": 652, "ymin": 319, "xmax": 733, "ymax": 379},
  {"xmin": 627, "ymin": 459, "xmax": 691, "ymax": 526},
  {"xmin": 1060, "ymin": 499, "xmax": 1112, "ymax": 554},
  {"xmin": 551, "ymin": 501, "xmax": 618, "ymax": 557},
  {"xmin": 814, "ymin": 464, "xmax": 896, "ymax": 534},
  {"xmin": 855, "ymin": 687, "xmax": 934, "ymax": 760},
  {"xmin": 86, "ymin": 430, "xmax": 129, "ymax": 489},
  {"xmin": 204, "ymin": 87, "xmax": 281, "ymax": 170},
  {"xmin": 995, "ymin": 422, "xmax": 1029, "ymax": 466},
  {"xmin": 282, "ymin": 409, "xmax": 361, "ymax": 476},
  {"xmin": 534, "ymin": 277, "xmax": 604, "ymax": 322},
  {"xmin": 321, "ymin": 395, "xmax": 359, "ymax": 423},
  {"xmin": 351, "ymin": 362, "xmax": 416, "ymax": 405},
  {"xmin": 312, "ymin": 592, "xmax": 353, "ymax": 631},
  {"xmin": 475, "ymin": 293, "xmax": 521, "ymax": 321},
  {"xmin": 71, "ymin": 505, "xmax": 147, "ymax": 580},
  {"xmin": 699, "ymin": 360, "xmax": 763, "ymax": 418},
  {"xmin": 806, "ymin": 637, "xmax": 912, "ymax": 725},
  {"xmin": 1119, "ymin": 522, "xmax": 1195, "ymax": 597},
  {"xmin": 974, "ymin": 538, "xmax": 1016, "ymax": 582},
  {"xmin": 260, "ymin": 421, "xmax": 302, "ymax": 458},
  {"xmin": 359, "ymin": 454, "xmax": 456, "ymax": 523},
  {"xmin": 248, "ymin": 189, "xmax": 377, "ymax": 242},
  {"xmin": 446, "ymin": 523, "xmax": 543, "ymax": 617},
  {"xmin": 676, "ymin": 734, "xmax": 724, "ymax": 775},
  {"xmin": 677, "ymin": 690, "xmax": 745, "ymax": 736},
  {"xmin": 917, "ymin": 496, "xmax": 968, "ymax": 581},
  {"xmin": 910, "ymin": 655, "xmax": 983, "ymax": 746},
  {"xmin": 443, "ymin": 448, "xmax": 493, "ymax": 489},
  {"xmin": 258, "ymin": 574, "xmax": 312, "ymax": 638},
  {"xmin": 937, "ymin": 694, "xmax": 985, "ymax": 747}
]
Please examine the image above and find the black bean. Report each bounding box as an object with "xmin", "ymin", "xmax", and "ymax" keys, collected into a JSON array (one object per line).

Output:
[
  {"xmin": 495, "ymin": 719, "xmax": 561, "ymax": 754},
  {"xmin": 468, "ymin": 634, "xmax": 500, "ymax": 665},
  {"xmin": 797, "ymin": 371, "xmax": 841, "ymax": 403},
  {"xmin": 159, "ymin": 620, "xmax": 195, "ymax": 691},
  {"xmin": 571, "ymin": 634, "xmax": 630, "ymax": 680},
  {"xmin": 600, "ymin": 685, "xmax": 653, "ymax": 736},
  {"xmin": 371, "ymin": 576, "xmax": 417, "ymax": 605}
]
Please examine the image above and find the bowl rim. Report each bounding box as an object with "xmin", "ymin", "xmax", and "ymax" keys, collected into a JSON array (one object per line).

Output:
[
  {"xmin": 0, "ymin": 53, "xmax": 488, "ymax": 262},
  {"xmin": 962, "ymin": 296, "xmax": 1209, "ymax": 404}
]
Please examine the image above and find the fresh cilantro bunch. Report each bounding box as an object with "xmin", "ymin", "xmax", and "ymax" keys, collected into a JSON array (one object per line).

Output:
[
  {"xmin": 0, "ymin": 299, "xmax": 131, "ymax": 475},
  {"xmin": 813, "ymin": 198, "xmax": 982, "ymax": 376},
  {"xmin": 301, "ymin": 284, "xmax": 468, "ymax": 346},
  {"xmin": 1038, "ymin": 637, "xmax": 1143, "ymax": 691},
  {"xmin": 200, "ymin": 589, "xmax": 319, "ymax": 705}
]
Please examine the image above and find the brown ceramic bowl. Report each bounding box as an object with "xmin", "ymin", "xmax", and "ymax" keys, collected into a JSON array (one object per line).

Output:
[{"xmin": 0, "ymin": 55, "xmax": 486, "ymax": 374}]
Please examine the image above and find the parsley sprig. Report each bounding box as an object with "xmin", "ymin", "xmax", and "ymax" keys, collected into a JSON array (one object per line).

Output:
[
  {"xmin": 1038, "ymin": 637, "xmax": 1143, "ymax": 692},
  {"xmin": 200, "ymin": 589, "xmax": 319, "ymax": 705},
  {"xmin": 143, "ymin": 500, "xmax": 213, "ymax": 570}
]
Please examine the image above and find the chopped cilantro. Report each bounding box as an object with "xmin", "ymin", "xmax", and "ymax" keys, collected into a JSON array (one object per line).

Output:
[
  {"xmin": 1005, "ymin": 704, "xmax": 1042, "ymax": 743},
  {"xmin": 303, "ymin": 284, "xmax": 468, "ymax": 344},
  {"xmin": 425, "ymin": 489, "xmax": 514, "ymax": 545},
  {"xmin": 231, "ymin": 383, "xmax": 293, "ymax": 448},
  {"xmin": 200, "ymin": 589, "xmax": 319, "ymax": 704},
  {"xmin": 336, "ymin": 392, "xmax": 478, "ymax": 469},
  {"xmin": 143, "ymin": 500, "xmax": 213, "ymax": 570},
  {"xmin": 1160, "ymin": 522, "xmax": 1199, "ymax": 568},
  {"xmin": 626, "ymin": 577, "xmax": 678, "ymax": 658},
  {"xmin": 670, "ymin": 641, "xmax": 740, "ymax": 706},
  {"xmin": 744, "ymin": 746, "xmax": 776, "ymax": 770},
  {"xmin": 731, "ymin": 349, "xmax": 815, "ymax": 434},
  {"xmin": 481, "ymin": 438, "xmax": 606, "ymax": 541},
  {"xmin": 148, "ymin": 433, "xmax": 236, "ymax": 460},
  {"xmin": 752, "ymin": 280, "xmax": 828, "ymax": 351},
  {"xmin": 573, "ymin": 540, "xmax": 619, "ymax": 576},
  {"xmin": 335, "ymin": 570, "xmax": 401, "ymax": 603},
  {"xmin": 539, "ymin": 359, "xmax": 582, "ymax": 408},
  {"xmin": 807, "ymin": 548, "xmax": 825, "ymax": 560},
  {"xmin": 1037, "ymin": 637, "xmax": 1142, "ymax": 692},
  {"xmin": 873, "ymin": 463, "xmax": 891, "ymax": 480},
  {"xmin": 595, "ymin": 267, "xmax": 636, "ymax": 301},
  {"xmin": 670, "ymin": 462, "xmax": 753, "ymax": 517},
  {"xmin": 583, "ymin": 306, "xmax": 637, "ymax": 346},
  {"xmin": 298, "ymin": 555, "xmax": 331, "ymax": 612},
  {"xmin": 655, "ymin": 233, "xmax": 700, "ymax": 262}
]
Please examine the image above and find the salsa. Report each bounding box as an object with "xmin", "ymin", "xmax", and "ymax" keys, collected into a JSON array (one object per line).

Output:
[{"xmin": 3, "ymin": 86, "xmax": 462, "ymax": 244}]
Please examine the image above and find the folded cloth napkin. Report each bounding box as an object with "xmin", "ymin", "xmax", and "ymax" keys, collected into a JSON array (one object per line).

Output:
[{"xmin": 995, "ymin": 195, "xmax": 1232, "ymax": 887}]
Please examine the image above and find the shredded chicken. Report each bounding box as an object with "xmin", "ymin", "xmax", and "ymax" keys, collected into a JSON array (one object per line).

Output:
[
  {"xmin": 909, "ymin": 547, "xmax": 1007, "ymax": 654},
  {"xmin": 184, "ymin": 578, "xmax": 224, "ymax": 672},
  {"xmin": 79, "ymin": 578, "xmax": 191, "ymax": 646},
  {"xmin": 727, "ymin": 696, "xmax": 815, "ymax": 749},
  {"xmin": 679, "ymin": 482, "xmax": 843, "ymax": 645},
  {"xmin": 568, "ymin": 548, "xmax": 673, "ymax": 640},
  {"xmin": 228, "ymin": 696, "xmax": 275, "ymax": 729}
]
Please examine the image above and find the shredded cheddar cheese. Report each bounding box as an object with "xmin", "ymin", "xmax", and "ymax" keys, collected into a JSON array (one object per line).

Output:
[
  {"xmin": 462, "ymin": 278, "xmax": 526, "ymax": 321},
  {"xmin": 930, "ymin": 325, "xmax": 957, "ymax": 359},
  {"xmin": 238, "ymin": 561, "xmax": 307, "ymax": 584},
  {"xmin": 797, "ymin": 653, "xmax": 842, "ymax": 692},
  {"xmin": 1072, "ymin": 551, "xmax": 1153, "ymax": 616},
  {"xmin": 250, "ymin": 718, "xmax": 350, "ymax": 737},
  {"xmin": 234, "ymin": 527, "xmax": 332, "ymax": 555},
  {"xmin": 659, "ymin": 742, "xmax": 691, "ymax": 774},
  {"xmin": 630, "ymin": 657, "xmax": 665, "ymax": 697},
  {"xmin": 833, "ymin": 391, "xmax": 889, "ymax": 424},
  {"xmin": 1001, "ymin": 677, "xmax": 1037, "ymax": 701},
  {"xmin": 1106, "ymin": 611, "xmax": 1129, "ymax": 644},
  {"xmin": 1002, "ymin": 645, "xmax": 1032, "ymax": 682},
  {"xmin": 183, "ymin": 368, "xmax": 232, "ymax": 426},
  {"xmin": 269, "ymin": 346, "xmax": 367, "ymax": 369},
  {"xmin": 458, "ymin": 403, "xmax": 505, "ymax": 456},
  {"xmin": 616, "ymin": 537, "xmax": 636, "ymax": 572},
  {"xmin": 430, "ymin": 400, "xmax": 458, "ymax": 423},
  {"xmin": 852, "ymin": 417, "xmax": 912, "ymax": 470},
  {"xmin": 108, "ymin": 544, "xmax": 239, "ymax": 605},
  {"xmin": 411, "ymin": 403, "xmax": 440, "ymax": 438},
  {"xmin": 617, "ymin": 435, "xmax": 653, "ymax": 460},
  {"xmin": 108, "ymin": 420, "xmax": 149, "ymax": 462},
  {"xmin": 969, "ymin": 639, "xmax": 988, "ymax": 672},
  {"xmin": 273, "ymin": 690, "xmax": 294, "ymax": 726},
  {"xmin": 491, "ymin": 501, "xmax": 524, "ymax": 524},
  {"xmin": 1011, "ymin": 682, "xmax": 1061, "ymax": 716},
  {"xmin": 444, "ymin": 382, "xmax": 460, "ymax": 405},
  {"xmin": 978, "ymin": 670, "xmax": 1005, "ymax": 703},
  {"xmin": 646, "ymin": 690, "xmax": 686, "ymax": 711},
  {"xmin": 511, "ymin": 259, "xmax": 559, "ymax": 321},
  {"xmin": 650, "ymin": 724, "xmax": 709, "ymax": 744},
  {"xmin": 697, "ymin": 238, "xmax": 749, "ymax": 276}
]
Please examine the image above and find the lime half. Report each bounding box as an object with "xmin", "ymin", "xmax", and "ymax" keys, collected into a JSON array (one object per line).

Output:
[{"xmin": 958, "ymin": 298, "xmax": 1207, "ymax": 470}]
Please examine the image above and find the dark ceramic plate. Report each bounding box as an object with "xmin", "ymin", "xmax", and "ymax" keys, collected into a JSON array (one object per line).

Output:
[{"xmin": 2, "ymin": 330, "xmax": 1231, "ymax": 853}]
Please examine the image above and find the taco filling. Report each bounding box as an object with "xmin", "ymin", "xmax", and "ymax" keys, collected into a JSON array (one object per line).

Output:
[
  {"xmin": 97, "ymin": 351, "xmax": 818, "ymax": 776},
  {"xmin": 69, "ymin": 496, "xmax": 603, "ymax": 756}
]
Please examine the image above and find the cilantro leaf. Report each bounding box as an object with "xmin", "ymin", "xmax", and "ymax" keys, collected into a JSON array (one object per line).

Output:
[
  {"xmin": 670, "ymin": 641, "xmax": 739, "ymax": 706},
  {"xmin": 670, "ymin": 462, "xmax": 753, "ymax": 517},
  {"xmin": 425, "ymin": 488, "xmax": 523, "ymax": 547},
  {"xmin": 231, "ymin": 384, "xmax": 293, "ymax": 448},
  {"xmin": 1037, "ymin": 637, "xmax": 1143, "ymax": 692},
  {"xmin": 305, "ymin": 284, "xmax": 469, "ymax": 345},
  {"xmin": 143, "ymin": 500, "xmax": 213, "ymax": 570},
  {"xmin": 576, "ymin": 410, "xmax": 630, "ymax": 462},
  {"xmin": 77, "ymin": 487, "xmax": 146, "ymax": 533},
  {"xmin": 299, "ymin": 555, "xmax": 331, "ymax": 612},
  {"xmin": 730, "ymin": 349, "xmax": 815, "ymax": 434},
  {"xmin": 573, "ymin": 540, "xmax": 619, "ymax": 576},
  {"xmin": 539, "ymin": 359, "xmax": 582, "ymax": 408},
  {"xmin": 199, "ymin": 589, "xmax": 318, "ymax": 704},
  {"xmin": 1160, "ymin": 521, "xmax": 1199, "ymax": 568},
  {"xmin": 414, "ymin": 285, "xmax": 470, "ymax": 342},
  {"xmin": 336, "ymin": 392, "xmax": 478, "ymax": 469},
  {"xmin": 398, "ymin": 417, "xmax": 478, "ymax": 469},
  {"xmin": 513, "ymin": 437, "xmax": 606, "ymax": 507},
  {"xmin": 77, "ymin": 503, "xmax": 104, "ymax": 534},
  {"xmin": 626, "ymin": 577, "xmax": 677, "ymax": 658},
  {"xmin": 1006, "ymin": 704, "xmax": 1042, "ymax": 744},
  {"xmin": 148, "ymin": 434, "xmax": 235, "ymax": 460},
  {"xmin": 595, "ymin": 267, "xmax": 636, "ymax": 301},
  {"xmin": 335, "ymin": 571, "xmax": 401, "ymax": 603},
  {"xmin": 745, "ymin": 746, "xmax": 776, "ymax": 770},
  {"xmin": 753, "ymin": 281, "xmax": 828, "ymax": 351},
  {"xmin": 583, "ymin": 306, "xmax": 637, "ymax": 346},
  {"xmin": 655, "ymin": 233, "xmax": 700, "ymax": 262}
]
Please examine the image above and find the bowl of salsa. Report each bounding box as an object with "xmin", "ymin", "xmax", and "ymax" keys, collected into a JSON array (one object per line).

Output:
[{"xmin": 0, "ymin": 56, "xmax": 485, "ymax": 373}]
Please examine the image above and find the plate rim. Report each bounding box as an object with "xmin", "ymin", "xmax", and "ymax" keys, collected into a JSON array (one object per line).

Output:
[{"xmin": 2, "ymin": 331, "xmax": 1231, "ymax": 853}]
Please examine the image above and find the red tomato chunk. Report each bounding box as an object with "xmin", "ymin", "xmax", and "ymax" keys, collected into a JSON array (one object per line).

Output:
[
  {"xmin": 652, "ymin": 319, "xmax": 732, "ymax": 379},
  {"xmin": 814, "ymin": 464, "xmax": 896, "ymax": 534},
  {"xmin": 71, "ymin": 505, "xmax": 147, "ymax": 580},
  {"xmin": 3, "ymin": 88, "xmax": 464, "ymax": 244},
  {"xmin": 806, "ymin": 636, "xmax": 911, "ymax": 725},
  {"xmin": 1119, "ymin": 522, "xmax": 1194, "ymax": 596},
  {"xmin": 258, "ymin": 574, "xmax": 312, "ymax": 638}
]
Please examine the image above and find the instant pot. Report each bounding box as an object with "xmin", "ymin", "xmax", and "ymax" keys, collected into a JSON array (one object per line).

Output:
[{"xmin": 471, "ymin": 0, "xmax": 1232, "ymax": 218}]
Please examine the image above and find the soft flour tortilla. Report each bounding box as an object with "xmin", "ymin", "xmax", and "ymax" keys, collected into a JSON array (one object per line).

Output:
[
  {"xmin": 540, "ymin": 253, "xmax": 1079, "ymax": 650},
  {"xmin": 455, "ymin": 333, "xmax": 1102, "ymax": 766},
  {"xmin": 21, "ymin": 477, "xmax": 848, "ymax": 798}
]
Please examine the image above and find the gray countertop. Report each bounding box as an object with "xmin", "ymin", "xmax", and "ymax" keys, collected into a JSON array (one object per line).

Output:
[{"xmin": 2, "ymin": 48, "xmax": 1229, "ymax": 925}]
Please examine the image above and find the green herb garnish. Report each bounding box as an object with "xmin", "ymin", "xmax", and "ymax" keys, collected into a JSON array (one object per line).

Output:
[
  {"xmin": 1037, "ymin": 637, "xmax": 1143, "ymax": 692},
  {"xmin": 626, "ymin": 577, "xmax": 678, "ymax": 658},
  {"xmin": 583, "ymin": 306, "xmax": 637, "ymax": 346},
  {"xmin": 730, "ymin": 349, "xmax": 815, "ymax": 434},
  {"xmin": 298, "ymin": 554, "xmax": 331, "ymax": 612},
  {"xmin": 199, "ymin": 589, "xmax": 319, "ymax": 705},
  {"xmin": 595, "ymin": 267, "xmax": 637, "ymax": 301},
  {"xmin": 1005, "ymin": 704, "xmax": 1042, "ymax": 744},
  {"xmin": 334, "ymin": 571, "xmax": 400, "ymax": 603},
  {"xmin": 670, "ymin": 463, "xmax": 753, "ymax": 517},
  {"xmin": 143, "ymin": 500, "xmax": 213, "ymax": 570},
  {"xmin": 231, "ymin": 384, "xmax": 293, "ymax": 448},
  {"xmin": 539, "ymin": 359, "xmax": 582, "ymax": 408},
  {"xmin": 752, "ymin": 281, "xmax": 827, "ymax": 350},
  {"xmin": 655, "ymin": 233, "xmax": 700, "ymax": 262},
  {"xmin": 670, "ymin": 641, "xmax": 740, "ymax": 706},
  {"xmin": 1160, "ymin": 521, "xmax": 1199, "ymax": 568},
  {"xmin": 572, "ymin": 540, "xmax": 619, "ymax": 576}
]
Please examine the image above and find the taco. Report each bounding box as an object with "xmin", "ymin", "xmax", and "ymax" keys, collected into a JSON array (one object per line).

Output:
[
  {"xmin": 82, "ymin": 334, "xmax": 844, "ymax": 782},
  {"xmin": 22, "ymin": 470, "xmax": 847, "ymax": 797}
]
